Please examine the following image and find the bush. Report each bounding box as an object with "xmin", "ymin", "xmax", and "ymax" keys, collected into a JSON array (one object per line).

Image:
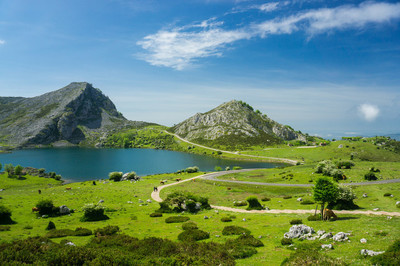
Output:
[
  {"xmin": 36, "ymin": 199, "xmax": 55, "ymax": 216},
  {"xmin": 261, "ymin": 197, "xmax": 271, "ymax": 202},
  {"xmin": 185, "ymin": 166, "xmax": 199, "ymax": 173},
  {"xmin": 290, "ymin": 219, "xmax": 303, "ymax": 225},
  {"xmin": 233, "ymin": 166, "xmax": 242, "ymax": 170},
  {"xmin": 281, "ymin": 238, "xmax": 293, "ymax": 245},
  {"xmin": 384, "ymin": 193, "xmax": 393, "ymax": 197},
  {"xmin": 233, "ymin": 201, "xmax": 247, "ymax": 206},
  {"xmin": 327, "ymin": 185, "xmax": 359, "ymax": 210},
  {"xmin": 109, "ymin": 172, "xmax": 123, "ymax": 181},
  {"xmin": 81, "ymin": 204, "xmax": 109, "ymax": 222},
  {"xmin": 370, "ymin": 239, "xmax": 400, "ymax": 265},
  {"xmin": 124, "ymin": 171, "xmax": 137, "ymax": 180},
  {"xmin": 46, "ymin": 221, "xmax": 56, "ymax": 230},
  {"xmin": 0, "ymin": 205, "xmax": 13, "ymax": 224},
  {"xmin": 222, "ymin": 225, "xmax": 251, "ymax": 236},
  {"xmin": 182, "ymin": 221, "xmax": 198, "ymax": 230},
  {"xmin": 150, "ymin": 212, "xmax": 163, "ymax": 217},
  {"xmin": 163, "ymin": 192, "xmax": 210, "ymax": 213},
  {"xmin": 307, "ymin": 215, "xmax": 320, "ymax": 221},
  {"xmin": 214, "ymin": 166, "xmax": 222, "ymax": 171},
  {"xmin": 46, "ymin": 229, "xmax": 74, "ymax": 238},
  {"xmin": 224, "ymin": 242, "xmax": 257, "ymax": 259},
  {"xmin": 300, "ymin": 199, "xmax": 315, "ymax": 205},
  {"xmin": 156, "ymin": 202, "xmax": 173, "ymax": 213},
  {"xmin": 364, "ymin": 171, "xmax": 378, "ymax": 181},
  {"xmin": 178, "ymin": 229, "xmax": 210, "ymax": 242},
  {"xmin": 246, "ymin": 196, "xmax": 263, "ymax": 210},
  {"xmin": 336, "ymin": 160, "xmax": 355, "ymax": 169},
  {"xmin": 281, "ymin": 249, "xmax": 346, "ymax": 265},
  {"xmin": 74, "ymin": 227, "xmax": 92, "ymax": 236},
  {"xmin": 165, "ymin": 216, "xmax": 190, "ymax": 223},
  {"xmin": 94, "ymin": 225, "xmax": 120, "ymax": 236},
  {"xmin": 230, "ymin": 234, "xmax": 264, "ymax": 247},
  {"xmin": 283, "ymin": 196, "xmax": 292, "ymax": 199},
  {"xmin": 14, "ymin": 165, "xmax": 23, "ymax": 176},
  {"xmin": 221, "ymin": 217, "xmax": 232, "ymax": 222},
  {"xmin": 0, "ymin": 225, "xmax": 11, "ymax": 231}
]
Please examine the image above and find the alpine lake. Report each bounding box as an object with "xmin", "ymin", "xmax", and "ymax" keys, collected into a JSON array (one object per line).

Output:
[{"xmin": 0, "ymin": 148, "xmax": 284, "ymax": 182}]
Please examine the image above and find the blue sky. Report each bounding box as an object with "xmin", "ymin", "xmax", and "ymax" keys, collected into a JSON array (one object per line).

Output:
[{"xmin": 1, "ymin": 0, "xmax": 400, "ymax": 138}]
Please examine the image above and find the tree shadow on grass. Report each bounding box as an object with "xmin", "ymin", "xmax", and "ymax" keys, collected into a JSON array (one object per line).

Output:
[{"xmin": 336, "ymin": 216, "xmax": 360, "ymax": 221}]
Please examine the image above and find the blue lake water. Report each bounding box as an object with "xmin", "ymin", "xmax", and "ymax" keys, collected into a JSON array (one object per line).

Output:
[{"xmin": 0, "ymin": 148, "xmax": 284, "ymax": 182}]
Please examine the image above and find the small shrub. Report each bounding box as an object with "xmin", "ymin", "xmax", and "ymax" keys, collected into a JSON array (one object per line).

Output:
[
  {"xmin": 0, "ymin": 205, "xmax": 13, "ymax": 224},
  {"xmin": 307, "ymin": 215, "xmax": 320, "ymax": 221},
  {"xmin": 124, "ymin": 171, "xmax": 137, "ymax": 180},
  {"xmin": 229, "ymin": 234, "xmax": 264, "ymax": 247},
  {"xmin": 384, "ymin": 193, "xmax": 392, "ymax": 197},
  {"xmin": 81, "ymin": 204, "xmax": 109, "ymax": 222},
  {"xmin": 281, "ymin": 238, "xmax": 293, "ymax": 245},
  {"xmin": 185, "ymin": 166, "xmax": 199, "ymax": 173},
  {"xmin": 290, "ymin": 219, "xmax": 303, "ymax": 225},
  {"xmin": 225, "ymin": 242, "xmax": 257, "ymax": 259},
  {"xmin": 222, "ymin": 225, "xmax": 251, "ymax": 236},
  {"xmin": 74, "ymin": 227, "xmax": 92, "ymax": 236},
  {"xmin": 45, "ymin": 229, "xmax": 74, "ymax": 238},
  {"xmin": 182, "ymin": 221, "xmax": 198, "ymax": 230},
  {"xmin": 150, "ymin": 212, "xmax": 163, "ymax": 217},
  {"xmin": 178, "ymin": 229, "xmax": 210, "ymax": 242},
  {"xmin": 374, "ymin": 231, "xmax": 388, "ymax": 237},
  {"xmin": 364, "ymin": 171, "xmax": 378, "ymax": 181},
  {"xmin": 246, "ymin": 196, "xmax": 263, "ymax": 210},
  {"xmin": 0, "ymin": 225, "xmax": 11, "ymax": 231},
  {"xmin": 281, "ymin": 249, "xmax": 346, "ymax": 265},
  {"xmin": 336, "ymin": 160, "xmax": 355, "ymax": 169},
  {"xmin": 283, "ymin": 196, "xmax": 292, "ymax": 199},
  {"xmin": 109, "ymin": 172, "xmax": 123, "ymax": 181},
  {"xmin": 94, "ymin": 225, "xmax": 119, "ymax": 236},
  {"xmin": 214, "ymin": 166, "xmax": 222, "ymax": 171},
  {"xmin": 261, "ymin": 197, "xmax": 271, "ymax": 202},
  {"xmin": 156, "ymin": 202, "xmax": 173, "ymax": 213},
  {"xmin": 36, "ymin": 199, "xmax": 55, "ymax": 216},
  {"xmin": 221, "ymin": 217, "xmax": 232, "ymax": 222},
  {"xmin": 300, "ymin": 199, "xmax": 314, "ymax": 205},
  {"xmin": 233, "ymin": 166, "xmax": 242, "ymax": 170},
  {"xmin": 233, "ymin": 201, "xmax": 247, "ymax": 206},
  {"xmin": 46, "ymin": 221, "xmax": 56, "ymax": 230},
  {"xmin": 165, "ymin": 216, "xmax": 190, "ymax": 223}
]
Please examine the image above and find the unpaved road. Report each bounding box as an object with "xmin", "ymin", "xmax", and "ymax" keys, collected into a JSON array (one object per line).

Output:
[{"xmin": 151, "ymin": 169, "xmax": 400, "ymax": 217}]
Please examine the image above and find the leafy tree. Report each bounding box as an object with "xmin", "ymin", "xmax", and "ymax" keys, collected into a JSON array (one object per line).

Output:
[
  {"xmin": 4, "ymin": 164, "xmax": 13, "ymax": 175},
  {"xmin": 109, "ymin": 172, "xmax": 123, "ymax": 181},
  {"xmin": 14, "ymin": 165, "xmax": 23, "ymax": 176},
  {"xmin": 312, "ymin": 177, "xmax": 339, "ymax": 220},
  {"xmin": 0, "ymin": 205, "xmax": 13, "ymax": 224}
]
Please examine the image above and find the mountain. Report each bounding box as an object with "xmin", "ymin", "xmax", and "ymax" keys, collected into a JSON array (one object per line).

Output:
[
  {"xmin": 169, "ymin": 100, "xmax": 306, "ymax": 149},
  {"xmin": 0, "ymin": 82, "xmax": 149, "ymax": 148}
]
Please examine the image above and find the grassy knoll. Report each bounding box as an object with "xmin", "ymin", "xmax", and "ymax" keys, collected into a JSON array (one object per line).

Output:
[{"xmin": 0, "ymin": 172, "xmax": 399, "ymax": 265}]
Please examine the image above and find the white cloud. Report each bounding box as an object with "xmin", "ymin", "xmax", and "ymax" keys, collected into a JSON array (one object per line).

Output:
[
  {"xmin": 358, "ymin": 103, "xmax": 380, "ymax": 122},
  {"xmin": 138, "ymin": 1, "xmax": 400, "ymax": 69},
  {"xmin": 259, "ymin": 2, "xmax": 279, "ymax": 12},
  {"xmin": 0, "ymin": 40, "xmax": 5, "ymax": 45}
]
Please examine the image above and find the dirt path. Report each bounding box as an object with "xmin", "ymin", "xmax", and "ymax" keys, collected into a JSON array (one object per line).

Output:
[
  {"xmin": 164, "ymin": 131, "xmax": 298, "ymax": 165},
  {"xmin": 151, "ymin": 170, "xmax": 400, "ymax": 217}
]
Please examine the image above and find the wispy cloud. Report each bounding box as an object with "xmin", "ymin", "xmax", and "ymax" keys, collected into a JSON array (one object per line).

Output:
[
  {"xmin": 358, "ymin": 103, "xmax": 380, "ymax": 122},
  {"xmin": 259, "ymin": 2, "xmax": 280, "ymax": 12},
  {"xmin": 0, "ymin": 40, "xmax": 5, "ymax": 45},
  {"xmin": 138, "ymin": 1, "xmax": 400, "ymax": 69}
]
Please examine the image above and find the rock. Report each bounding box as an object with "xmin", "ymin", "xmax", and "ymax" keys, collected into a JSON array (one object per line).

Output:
[
  {"xmin": 317, "ymin": 230, "xmax": 326, "ymax": 237},
  {"xmin": 258, "ymin": 235, "xmax": 262, "ymax": 239},
  {"xmin": 204, "ymin": 216, "xmax": 209, "ymax": 219},
  {"xmin": 146, "ymin": 199, "xmax": 152, "ymax": 203},
  {"xmin": 103, "ymin": 181, "xmax": 109, "ymax": 184},
  {"xmin": 138, "ymin": 199, "xmax": 144, "ymax": 203},
  {"xmin": 297, "ymin": 197, "xmax": 303, "ymax": 202},
  {"xmin": 215, "ymin": 210, "xmax": 219, "ymax": 214},
  {"xmin": 65, "ymin": 241, "xmax": 76, "ymax": 246},
  {"xmin": 321, "ymin": 244, "xmax": 333, "ymax": 250},
  {"xmin": 284, "ymin": 225, "xmax": 315, "ymax": 239},
  {"xmin": 320, "ymin": 232, "xmax": 333, "ymax": 240},
  {"xmin": 362, "ymin": 193, "xmax": 368, "ymax": 198},
  {"xmin": 360, "ymin": 238, "xmax": 367, "ymax": 243},
  {"xmin": 387, "ymin": 216, "xmax": 392, "ymax": 220},
  {"xmin": 360, "ymin": 249, "xmax": 385, "ymax": 256},
  {"xmin": 59, "ymin": 205, "xmax": 70, "ymax": 214},
  {"xmin": 215, "ymin": 235, "xmax": 220, "ymax": 238},
  {"xmin": 242, "ymin": 218, "xmax": 246, "ymax": 221},
  {"xmin": 338, "ymin": 144, "xmax": 343, "ymax": 148},
  {"xmin": 127, "ymin": 201, "xmax": 133, "ymax": 204},
  {"xmin": 42, "ymin": 215, "xmax": 48, "ymax": 218},
  {"xmin": 195, "ymin": 203, "xmax": 201, "ymax": 210},
  {"xmin": 98, "ymin": 199, "xmax": 104, "ymax": 204},
  {"xmin": 332, "ymin": 232, "xmax": 350, "ymax": 242},
  {"xmin": 396, "ymin": 201, "xmax": 400, "ymax": 206},
  {"xmin": 373, "ymin": 208, "xmax": 380, "ymax": 211},
  {"xmin": 265, "ymin": 207, "xmax": 270, "ymax": 210},
  {"xmin": 0, "ymin": 189, "xmax": 4, "ymax": 192}
]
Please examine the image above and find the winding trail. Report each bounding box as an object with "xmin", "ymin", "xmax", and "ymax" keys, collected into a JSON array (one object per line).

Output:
[
  {"xmin": 164, "ymin": 131, "xmax": 298, "ymax": 165},
  {"xmin": 151, "ymin": 169, "xmax": 400, "ymax": 217}
]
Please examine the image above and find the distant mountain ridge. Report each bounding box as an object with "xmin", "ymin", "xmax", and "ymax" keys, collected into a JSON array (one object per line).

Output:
[
  {"xmin": 169, "ymin": 100, "xmax": 306, "ymax": 149},
  {"xmin": 0, "ymin": 82, "xmax": 149, "ymax": 148}
]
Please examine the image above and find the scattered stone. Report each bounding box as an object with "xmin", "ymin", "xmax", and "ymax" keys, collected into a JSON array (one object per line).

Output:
[
  {"xmin": 284, "ymin": 225, "xmax": 315, "ymax": 239},
  {"xmin": 332, "ymin": 232, "xmax": 350, "ymax": 242},
  {"xmin": 146, "ymin": 199, "xmax": 152, "ymax": 203},
  {"xmin": 396, "ymin": 201, "xmax": 400, "ymax": 206},
  {"xmin": 297, "ymin": 198, "xmax": 303, "ymax": 202},
  {"xmin": 59, "ymin": 205, "xmax": 70, "ymax": 215},
  {"xmin": 258, "ymin": 235, "xmax": 262, "ymax": 239},
  {"xmin": 317, "ymin": 230, "xmax": 326, "ymax": 237},
  {"xmin": 204, "ymin": 216, "xmax": 209, "ymax": 219},
  {"xmin": 127, "ymin": 201, "xmax": 133, "ymax": 204},
  {"xmin": 387, "ymin": 216, "xmax": 392, "ymax": 220},
  {"xmin": 242, "ymin": 218, "xmax": 246, "ymax": 221},
  {"xmin": 138, "ymin": 199, "xmax": 144, "ymax": 203},
  {"xmin": 98, "ymin": 199, "xmax": 104, "ymax": 204},
  {"xmin": 321, "ymin": 244, "xmax": 333, "ymax": 250},
  {"xmin": 65, "ymin": 241, "xmax": 76, "ymax": 246},
  {"xmin": 338, "ymin": 144, "xmax": 343, "ymax": 148},
  {"xmin": 362, "ymin": 193, "xmax": 368, "ymax": 198},
  {"xmin": 373, "ymin": 208, "xmax": 380, "ymax": 211},
  {"xmin": 215, "ymin": 210, "xmax": 219, "ymax": 214},
  {"xmin": 0, "ymin": 189, "xmax": 4, "ymax": 192},
  {"xmin": 360, "ymin": 249, "xmax": 385, "ymax": 256},
  {"xmin": 320, "ymin": 232, "xmax": 333, "ymax": 240},
  {"xmin": 360, "ymin": 238, "xmax": 367, "ymax": 244},
  {"xmin": 215, "ymin": 235, "xmax": 220, "ymax": 238},
  {"xmin": 265, "ymin": 207, "xmax": 270, "ymax": 210}
]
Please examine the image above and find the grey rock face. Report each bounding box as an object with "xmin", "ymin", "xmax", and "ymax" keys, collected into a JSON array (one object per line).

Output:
[
  {"xmin": 332, "ymin": 232, "xmax": 350, "ymax": 242},
  {"xmin": 284, "ymin": 225, "xmax": 315, "ymax": 239}
]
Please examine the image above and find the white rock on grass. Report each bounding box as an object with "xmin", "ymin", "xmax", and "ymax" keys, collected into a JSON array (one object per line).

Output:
[
  {"xmin": 321, "ymin": 244, "xmax": 333, "ymax": 250},
  {"xmin": 284, "ymin": 225, "xmax": 315, "ymax": 239},
  {"xmin": 360, "ymin": 238, "xmax": 367, "ymax": 244},
  {"xmin": 65, "ymin": 241, "xmax": 76, "ymax": 246},
  {"xmin": 333, "ymin": 232, "xmax": 350, "ymax": 242},
  {"xmin": 317, "ymin": 230, "xmax": 326, "ymax": 237},
  {"xmin": 373, "ymin": 208, "xmax": 380, "ymax": 211},
  {"xmin": 360, "ymin": 249, "xmax": 385, "ymax": 256},
  {"xmin": 297, "ymin": 198, "xmax": 303, "ymax": 202},
  {"xmin": 320, "ymin": 232, "xmax": 333, "ymax": 240}
]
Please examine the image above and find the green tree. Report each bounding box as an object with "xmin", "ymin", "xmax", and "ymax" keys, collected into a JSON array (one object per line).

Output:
[
  {"xmin": 312, "ymin": 177, "xmax": 339, "ymax": 220},
  {"xmin": 4, "ymin": 164, "xmax": 13, "ymax": 176},
  {"xmin": 14, "ymin": 165, "xmax": 23, "ymax": 177}
]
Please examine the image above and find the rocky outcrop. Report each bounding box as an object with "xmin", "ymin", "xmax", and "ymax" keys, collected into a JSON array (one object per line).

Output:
[
  {"xmin": 0, "ymin": 82, "xmax": 148, "ymax": 147},
  {"xmin": 169, "ymin": 100, "xmax": 305, "ymax": 148}
]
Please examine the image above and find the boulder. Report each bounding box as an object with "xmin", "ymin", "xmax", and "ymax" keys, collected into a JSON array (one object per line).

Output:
[
  {"xmin": 360, "ymin": 249, "xmax": 385, "ymax": 256},
  {"xmin": 297, "ymin": 197, "xmax": 303, "ymax": 202},
  {"xmin": 284, "ymin": 225, "xmax": 315, "ymax": 239},
  {"xmin": 146, "ymin": 199, "xmax": 152, "ymax": 203},
  {"xmin": 98, "ymin": 199, "xmax": 104, "ymax": 204},
  {"xmin": 204, "ymin": 216, "xmax": 209, "ymax": 219},
  {"xmin": 360, "ymin": 238, "xmax": 367, "ymax": 243},
  {"xmin": 338, "ymin": 144, "xmax": 343, "ymax": 148},
  {"xmin": 396, "ymin": 201, "xmax": 400, "ymax": 206},
  {"xmin": 59, "ymin": 205, "xmax": 70, "ymax": 214},
  {"xmin": 333, "ymin": 232, "xmax": 350, "ymax": 242},
  {"xmin": 320, "ymin": 232, "xmax": 333, "ymax": 240},
  {"xmin": 321, "ymin": 244, "xmax": 333, "ymax": 250},
  {"xmin": 317, "ymin": 230, "xmax": 326, "ymax": 237},
  {"xmin": 362, "ymin": 193, "xmax": 368, "ymax": 198},
  {"xmin": 373, "ymin": 208, "xmax": 380, "ymax": 211}
]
